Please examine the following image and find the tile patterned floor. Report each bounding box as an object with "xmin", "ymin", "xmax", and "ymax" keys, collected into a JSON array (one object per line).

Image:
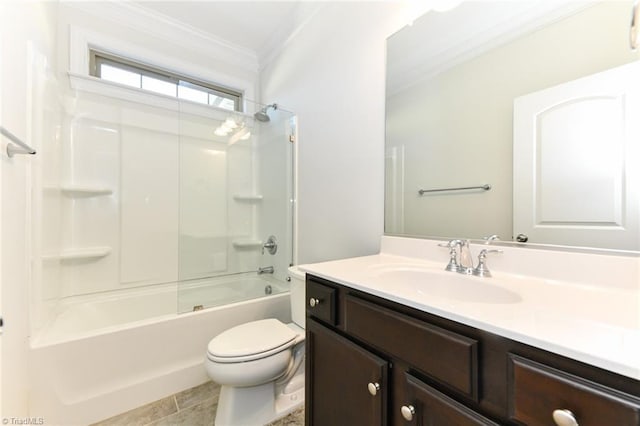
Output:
[
  {"xmin": 265, "ymin": 409, "xmax": 304, "ymax": 426},
  {"xmin": 90, "ymin": 381, "xmax": 303, "ymax": 426}
]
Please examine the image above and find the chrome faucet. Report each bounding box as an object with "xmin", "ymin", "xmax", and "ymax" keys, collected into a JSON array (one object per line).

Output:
[
  {"xmin": 472, "ymin": 249, "xmax": 501, "ymax": 277},
  {"xmin": 438, "ymin": 239, "xmax": 462, "ymax": 272},
  {"xmin": 458, "ymin": 240, "xmax": 474, "ymax": 275},
  {"xmin": 439, "ymin": 236, "xmax": 502, "ymax": 277},
  {"xmin": 438, "ymin": 239, "xmax": 472, "ymax": 274},
  {"xmin": 472, "ymin": 235, "xmax": 502, "ymax": 277},
  {"xmin": 258, "ymin": 266, "xmax": 274, "ymax": 274},
  {"xmin": 483, "ymin": 234, "xmax": 500, "ymax": 244}
]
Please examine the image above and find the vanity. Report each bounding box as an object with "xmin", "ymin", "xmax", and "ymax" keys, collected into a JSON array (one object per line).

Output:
[
  {"xmin": 300, "ymin": 237, "xmax": 640, "ymax": 426},
  {"xmin": 303, "ymin": 2, "xmax": 640, "ymax": 423}
]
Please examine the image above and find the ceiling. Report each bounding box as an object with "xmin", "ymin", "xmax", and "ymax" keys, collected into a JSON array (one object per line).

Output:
[{"xmin": 133, "ymin": 1, "xmax": 309, "ymax": 60}]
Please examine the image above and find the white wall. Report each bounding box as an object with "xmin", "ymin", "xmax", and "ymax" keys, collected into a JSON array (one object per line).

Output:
[
  {"xmin": 260, "ymin": 2, "xmax": 406, "ymax": 264},
  {"xmin": 0, "ymin": 1, "xmax": 58, "ymax": 418}
]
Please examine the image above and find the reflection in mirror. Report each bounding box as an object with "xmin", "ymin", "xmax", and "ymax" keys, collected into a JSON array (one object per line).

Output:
[{"xmin": 385, "ymin": 1, "xmax": 640, "ymax": 251}]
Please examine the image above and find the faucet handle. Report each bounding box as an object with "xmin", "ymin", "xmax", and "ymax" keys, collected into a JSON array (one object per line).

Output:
[
  {"xmin": 437, "ymin": 239, "xmax": 462, "ymax": 248},
  {"xmin": 438, "ymin": 240, "xmax": 462, "ymax": 272},
  {"xmin": 473, "ymin": 249, "xmax": 502, "ymax": 277},
  {"xmin": 483, "ymin": 235, "xmax": 500, "ymax": 244}
]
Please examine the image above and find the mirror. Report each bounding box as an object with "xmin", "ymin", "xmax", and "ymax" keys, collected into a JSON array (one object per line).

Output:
[{"xmin": 385, "ymin": 0, "xmax": 640, "ymax": 251}]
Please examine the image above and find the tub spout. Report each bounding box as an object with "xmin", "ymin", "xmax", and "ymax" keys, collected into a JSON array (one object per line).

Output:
[{"xmin": 258, "ymin": 266, "xmax": 274, "ymax": 274}]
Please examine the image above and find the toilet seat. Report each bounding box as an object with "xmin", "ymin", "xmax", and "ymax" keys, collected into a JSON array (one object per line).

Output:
[{"xmin": 207, "ymin": 319, "xmax": 297, "ymax": 363}]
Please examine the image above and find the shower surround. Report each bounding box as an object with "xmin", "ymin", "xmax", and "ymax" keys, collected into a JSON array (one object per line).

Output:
[{"xmin": 27, "ymin": 75, "xmax": 296, "ymax": 423}]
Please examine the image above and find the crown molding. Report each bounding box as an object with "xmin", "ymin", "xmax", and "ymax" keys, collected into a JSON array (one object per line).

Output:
[
  {"xmin": 62, "ymin": 1, "xmax": 259, "ymax": 74},
  {"xmin": 387, "ymin": 1, "xmax": 591, "ymax": 97},
  {"xmin": 257, "ymin": 2, "xmax": 326, "ymax": 70}
]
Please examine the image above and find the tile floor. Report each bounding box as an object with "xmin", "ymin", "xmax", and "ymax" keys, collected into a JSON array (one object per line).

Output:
[{"xmin": 90, "ymin": 381, "xmax": 304, "ymax": 426}]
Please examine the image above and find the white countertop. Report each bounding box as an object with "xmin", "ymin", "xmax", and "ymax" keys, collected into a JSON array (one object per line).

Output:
[{"xmin": 299, "ymin": 238, "xmax": 640, "ymax": 380}]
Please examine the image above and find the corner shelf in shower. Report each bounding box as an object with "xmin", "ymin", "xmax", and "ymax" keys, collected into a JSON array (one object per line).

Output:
[
  {"xmin": 232, "ymin": 239, "xmax": 263, "ymax": 250},
  {"xmin": 42, "ymin": 246, "xmax": 112, "ymax": 261},
  {"xmin": 233, "ymin": 194, "xmax": 263, "ymax": 202}
]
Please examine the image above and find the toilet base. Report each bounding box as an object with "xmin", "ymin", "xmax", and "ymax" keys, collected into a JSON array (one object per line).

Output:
[{"xmin": 214, "ymin": 370, "xmax": 305, "ymax": 426}]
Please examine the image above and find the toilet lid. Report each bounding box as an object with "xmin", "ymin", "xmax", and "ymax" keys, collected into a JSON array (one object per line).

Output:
[{"xmin": 207, "ymin": 319, "xmax": 296, "ymax": 361}]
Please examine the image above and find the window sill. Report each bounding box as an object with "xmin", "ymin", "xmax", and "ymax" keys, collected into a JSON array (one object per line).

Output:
[{"xmin": 68, "ymin": 73, "xmax": 239, "ymax": 121}]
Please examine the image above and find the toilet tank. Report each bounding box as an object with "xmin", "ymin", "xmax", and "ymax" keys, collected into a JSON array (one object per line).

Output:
[{"xmin": 287, "ymin": 266, "xmax": 306, "ymax": 329}]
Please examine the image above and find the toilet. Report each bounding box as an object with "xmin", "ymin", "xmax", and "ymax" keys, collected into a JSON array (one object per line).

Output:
[{"xmin": 205, "ymin": 266, "xmax": 306, "ymax": 426}]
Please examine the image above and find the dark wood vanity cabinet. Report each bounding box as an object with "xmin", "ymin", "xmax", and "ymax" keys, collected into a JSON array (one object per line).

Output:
[
  {"xmin": 305, "ymin": 274, "xmax": 640, "ymax": 426},
  {"xmin": 307, "ymin": 319, "xmax": 389, "ymax": 425}
]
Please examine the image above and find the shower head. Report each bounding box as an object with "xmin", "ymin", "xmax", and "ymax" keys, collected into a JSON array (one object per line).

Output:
[{"xmin": 254, "ymin": 103, "xmax": 278, "ymax": 122}]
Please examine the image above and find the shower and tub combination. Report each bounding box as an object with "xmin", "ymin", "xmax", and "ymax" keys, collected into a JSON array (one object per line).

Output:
[{"xmin": 27, "ymin": 78, "xmax": 297, "ymax": 425}]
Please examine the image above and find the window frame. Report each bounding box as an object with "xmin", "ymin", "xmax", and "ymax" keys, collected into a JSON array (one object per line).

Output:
[{"xmin": 89, "ymin": 50, "xmax": 243, "ymax": 112}]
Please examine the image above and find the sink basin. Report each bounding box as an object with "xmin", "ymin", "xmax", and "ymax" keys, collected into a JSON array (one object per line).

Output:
[{"xmin": 366, "ymin": 264, "xmax": 522, "ymax": 304}]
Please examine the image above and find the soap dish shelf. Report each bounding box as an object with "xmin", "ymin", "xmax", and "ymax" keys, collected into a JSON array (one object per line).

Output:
[
  {"xmin": 232, "ymin": 239, "xmax": 263, "ymax": 250},
  {"xmin": 233, "ymin": 194, "xmax": 263, "ymax": 202},
  {"xmin": 47, "ymin": 185, "xmax": 113, "ymax": 197},
  {"xmin": 42, "ymin": 246, "xmax": 112, "ymax": 261}
]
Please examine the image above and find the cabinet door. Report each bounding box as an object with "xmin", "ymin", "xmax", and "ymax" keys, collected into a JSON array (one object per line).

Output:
[
  {"xmin": 401, "ymin": 373, "xmax": 498, "ymax": 426},
  {"xmin": 306, "ymin": 318, "xmax": 389, "ymax": 426}
]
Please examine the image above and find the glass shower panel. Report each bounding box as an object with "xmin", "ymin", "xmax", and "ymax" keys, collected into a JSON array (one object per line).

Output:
[
  {"xmin": 255, "ymin": 106, "xmax": 295, "ymax": 284},
  {"xmin": 177, "ymin": 100, "xmax": 294, "ymax": 313}
]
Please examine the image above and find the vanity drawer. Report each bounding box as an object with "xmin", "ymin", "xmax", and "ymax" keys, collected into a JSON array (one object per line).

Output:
[
  {"xmin": 508, "ymin": 354, "xmax": 640, "ymax": 426},
  {"xmin": 403, "ymin": 373, "xmax": 499, "ymax": 425},
  {"xmin": 344, "ymin": 295, "xmax": 478, "ymax": 400},
  {"xmin": 306, "ymin": 277, "xmax": 337, "ymax": 325}
]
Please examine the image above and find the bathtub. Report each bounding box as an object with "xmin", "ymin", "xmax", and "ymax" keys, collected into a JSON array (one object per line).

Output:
[{"xmin": 28, "ymin": 275, "xmax": 291, "ymax": 425}]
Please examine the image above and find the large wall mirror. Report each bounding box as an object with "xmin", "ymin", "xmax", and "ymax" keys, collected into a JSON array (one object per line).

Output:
[{"xmin": 385, "ymin": 0, "xmax": 640, "ymax": 252}]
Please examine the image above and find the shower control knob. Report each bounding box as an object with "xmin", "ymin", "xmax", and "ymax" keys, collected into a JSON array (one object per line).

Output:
[
  {"xmin": 262, "ymin": 235, "xmax": 278, "ymax": 255},
  {"xmin": 400, "ymin": 405, "xmax": 415, "ymax": 421},
  {"xmin": 367, "ymin": 382, "xmax": 380, "ymax": 396},
  {"xmin": 309, "ymin": 298, "xmax": 320, "ymax": 307}
]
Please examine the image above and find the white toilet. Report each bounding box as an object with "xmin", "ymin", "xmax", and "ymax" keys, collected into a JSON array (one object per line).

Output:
[{"xmin": 205, "ymin": 266, "xmax": 306, "ymax": 426}]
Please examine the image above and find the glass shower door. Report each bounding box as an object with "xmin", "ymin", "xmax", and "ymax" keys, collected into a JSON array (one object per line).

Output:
[{"xmin": 177, "ymin": 100, "xmax": 294, "ymax": 313}]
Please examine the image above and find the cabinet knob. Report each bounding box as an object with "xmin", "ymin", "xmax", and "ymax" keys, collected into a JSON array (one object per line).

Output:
[
  {"xmin": 309, "ymin": 297, "xmax": 320, "ymax": 307},
  {"xmin": 400, "ymin": 405, "xmax": 415, "ymax": 421},
  {"xmin": 367, "ymin": 382, "xmax": 380, "ymax": 396},
  {"xmin": 552, "ymin": 409, "xmax": 579, "ymax": 426}
]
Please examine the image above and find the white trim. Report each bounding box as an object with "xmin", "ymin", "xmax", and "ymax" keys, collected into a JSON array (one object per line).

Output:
[
  {"xmin": 65, "ymin": 1, "xmax": 258, "ymax": 73},
  {"xmin": 68, "ymin": 73, "xmax": 254, "ymax": 124},
  {"xmin": 257, "ymin": 2, "xmax": 326, "ymax": 70},
  {"xmin": 67, "ymin": 20, "xmax": 256, "ymax": 102},
  {"xmin": 68, "ymin": 25, "xmax": 255, "ymax": 103},
  {"xmin": 387, "ymin": 1, "xmax": 592, "ymax": 96}
]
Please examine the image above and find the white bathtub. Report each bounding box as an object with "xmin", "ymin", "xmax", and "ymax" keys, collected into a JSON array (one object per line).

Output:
[{"xmin": 28, "ymin": 275, "xmax": 291, "ymax": 425}]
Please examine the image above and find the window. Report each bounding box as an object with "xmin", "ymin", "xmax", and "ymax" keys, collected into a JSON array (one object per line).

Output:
[{"xmin": 90, "ymin": 50, "xmax": 242, "ymax": 112}]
